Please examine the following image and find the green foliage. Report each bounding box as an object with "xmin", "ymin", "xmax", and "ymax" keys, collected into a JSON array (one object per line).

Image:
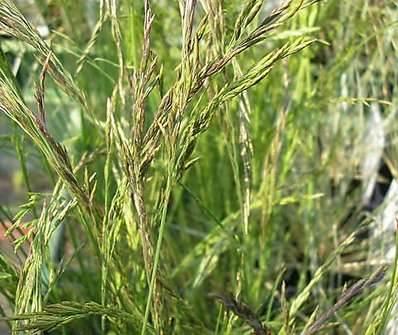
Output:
[{"xmin": 0, "ymin": 0, "xmax": 397, "ymax": 334}]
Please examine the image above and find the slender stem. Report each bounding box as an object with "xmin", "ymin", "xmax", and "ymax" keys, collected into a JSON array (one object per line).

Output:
[{"xmin": 141, "ymin": 172, "xmax": 172, "ymax": 335}]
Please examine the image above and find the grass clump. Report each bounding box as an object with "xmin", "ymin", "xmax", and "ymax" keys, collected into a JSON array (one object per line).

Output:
[{"xmin": 0, "ymin": 0, "xmax": 397, "ymax": 334}]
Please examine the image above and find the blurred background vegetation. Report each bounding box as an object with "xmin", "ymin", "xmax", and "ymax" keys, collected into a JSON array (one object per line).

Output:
[{"xmin": 0, "ymin": 0, "xmax": 397, "ymax": 334}]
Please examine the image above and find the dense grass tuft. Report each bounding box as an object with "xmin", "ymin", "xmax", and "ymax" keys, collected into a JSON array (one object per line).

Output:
[{"xmin": 0, "ymin": 0, "xmax": 397, "ymax": 334}]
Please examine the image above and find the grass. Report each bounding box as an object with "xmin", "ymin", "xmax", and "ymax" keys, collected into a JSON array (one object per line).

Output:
[{"xmin": 0, "ymin": 0, "xmax": 397, "ymax": 334}]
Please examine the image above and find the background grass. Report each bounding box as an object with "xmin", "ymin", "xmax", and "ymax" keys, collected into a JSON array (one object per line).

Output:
[{"xmin": 0, "ymin": 0, "xmax": 397, "ymax": 334}]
